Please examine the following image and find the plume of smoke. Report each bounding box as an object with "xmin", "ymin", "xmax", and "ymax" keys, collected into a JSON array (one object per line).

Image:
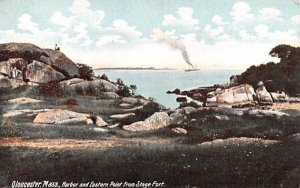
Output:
[{"xmin": 152, "ymin": 28, "xmax": 193, "ymax": 67}]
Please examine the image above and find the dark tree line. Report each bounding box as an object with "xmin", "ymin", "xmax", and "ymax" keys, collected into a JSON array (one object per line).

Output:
[{"xmin": 237, "ymin": 44, "xmax": 300, "ymax": 96}]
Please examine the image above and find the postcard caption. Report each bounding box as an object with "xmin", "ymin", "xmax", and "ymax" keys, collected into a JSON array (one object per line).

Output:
[{"xmin": 11, "ymin": 180, "xmax": 166, "ymax": 188}]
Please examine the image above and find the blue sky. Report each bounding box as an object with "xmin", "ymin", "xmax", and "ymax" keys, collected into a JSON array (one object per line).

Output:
[{"xmin": 0, "ymin": 0, "xmax": 299, "ymax": 69}]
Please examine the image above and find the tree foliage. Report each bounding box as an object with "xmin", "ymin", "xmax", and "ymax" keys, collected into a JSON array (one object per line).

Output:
[
  {"xmin": 76, "ymin": 63, "xmax": 94, "ymax": 80},
  {"xmin": 237, "ymin": 44, "xmax": 300, "ymax": 95}
]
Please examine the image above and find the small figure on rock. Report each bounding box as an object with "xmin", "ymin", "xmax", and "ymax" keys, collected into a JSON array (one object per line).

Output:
[
  {"xmin": 54, "ymin": 44, "xmax": 60, "ymax": 51},
  {"xmin": 10, "ymin": 67, "xmax": 17, "ymax": 78}
]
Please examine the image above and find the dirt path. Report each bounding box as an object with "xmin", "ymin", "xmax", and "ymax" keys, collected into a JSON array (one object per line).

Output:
[{"xmin": 0, "ymin": 136, "xmax": 171, "ymax": 150}]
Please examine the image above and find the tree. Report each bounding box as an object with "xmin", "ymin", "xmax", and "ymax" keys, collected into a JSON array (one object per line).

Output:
[
  {"xmin": 130, "ymin": 85, "xmax": 137, "ymax": 95},
  {"xmin": 238, "ymin": 44, "xmax": 300, "ymax": 95},
  {"xmin": 76, "ymin": 63, "xmax": 94, "ymax": 80},
  {"xmin": 269, "ymin": 44, "xmax": 296, "ymax": 64}
]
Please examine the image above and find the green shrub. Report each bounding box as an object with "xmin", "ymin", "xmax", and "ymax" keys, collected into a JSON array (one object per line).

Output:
[
  {"xmin": 76, "ymin": 63, "xmax": 94, "ymax": 80},
  {"xmin": 115, "ymin": 78, "xmax": 134, "ymax": 97},
  {"xmin": 116, "ymin": 85, "xmax": 131, "ymax": 97}
]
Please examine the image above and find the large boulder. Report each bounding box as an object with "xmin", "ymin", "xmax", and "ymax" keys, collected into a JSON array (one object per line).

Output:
[
  {"xmin": 42, "ymin": 49, "xmax": 79, "ymax": 77},
  {"xmin": 169, "ymin": 109, "xmax": 186, "ymax": 124},
  {"xmin": 207, "ymin": 84, "xmax": 255, "ymax": 106},
  {"xmin": 0, "ymin": 58, "xmax": 27, "ymax": 76},
  {"xmin": 68, "ymin": 79, "xmax": 119, "ymax": 94},
  {"xmin": 26, "ymin": 60, "xmax": 65, "ymax": 83},
  {"xmin": 33, "ymin": 109, "xmax": 105, "ymax": 125},
  {"xmin": 60, "ymin": 78, "xmax": 85, "ymax": 86},
  {"xmin": 8, "ymin": 97, "xmax": 42, "ymax": 105},
  {"xmin": 256, "ymin": 81, "xmax": 273, "ymax": 104},
  {"xmin": 0, "ymin": 76, "xmax": 12, "ymax": 88},
  {"xmin": 0, "ymin": 43, "xmax": 46, "ymax": 62},
  {"xmin": 270, "ymin": 91, "xmax": 288, "ymax": 102},
  {"xmin": 123, "ymin": 112, "xmax": 170, "ymax": 131},
  {"xmin": 95, "ymin": 116, "xmax": 108, "ymax": 127},
  {"xmin": 0, "ymin": 43, "xmax": 79, "ymax": 78},
  {"xmin": 99, "ymin": 92, "xmax": 120, "ymax": 99}
]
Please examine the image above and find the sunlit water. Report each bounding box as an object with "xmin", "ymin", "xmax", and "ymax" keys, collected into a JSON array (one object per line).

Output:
[{"xmin": 94, "ymin": 69, "xmax": 242, "ymax": 108}]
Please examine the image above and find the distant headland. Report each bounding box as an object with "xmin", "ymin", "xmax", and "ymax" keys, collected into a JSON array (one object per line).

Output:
[{"xmin": 94, "ymin": 67, "xmax": 176, "ymax": 70}]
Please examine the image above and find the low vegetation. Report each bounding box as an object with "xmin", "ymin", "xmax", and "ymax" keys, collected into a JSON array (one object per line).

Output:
[{"xmin": 76, "ymin": 63, "xmax": 94, "ymax": 80}]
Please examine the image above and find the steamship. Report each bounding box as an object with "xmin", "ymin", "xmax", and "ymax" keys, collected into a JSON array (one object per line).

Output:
[{"xmin": 185, "ymin": 65, "xmax": 200, "ymax": 72}]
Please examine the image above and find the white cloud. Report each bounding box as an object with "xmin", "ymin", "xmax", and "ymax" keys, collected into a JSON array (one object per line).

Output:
[
  {"xmin": 69, "ymin": 0, "xmax": 90, "ymax": 15},
  {"xmin": 212, "ymin": 15, "xmax": 227, "ymax": 25},
  {"xmin": 291, "ymin": 15, "xmax": 300, "ymax": 24},
  {"xmin": 162, "ymin": 7, "xmax": 199, "ymax": 29},
  {"xmin": 259, "ymin": 8, "xmax": 282, "ymax": 21},
  {"xmin": 109, "ymin": 20, "xmax": 142, "ymax": 38},
  {"xmin": 230, "ymin": 2, "xmax": 254, "ymax": 22},
  {"xmin": 50, "ymin": 1, "xmax": 143, "ymax": 47},
  {"xmin": 96, "ymin": 35, "xmax": 126, "ymax": 47},
  {"xmin": 204, "ymin": 25, "xmax": 224, "ymax": 36},
  {"xmin": 218, "ymin": 34, "xmax": 234, "ymax": 41},
  {"xmin": 17, "ymin": 14, "xmax": 40, "ymax": 33},
  {"xmin": 50, "ymin": 11, "xmax": 72, "ymax": 29},
  {"xmin": 180, "ymin": 33, "xmax": 198, "ymax": 43},
  {"xmin": 69, "ymin": 0, "xmax": 104, "ymax": 26},
  {"xmin": 0, "ymin": 29, "xmax": 57, "ymax": 48},
  {"xmin": 236, "ymin": 24, "xmax": 300, "ymax": 45},
  {"xmin": 239, "ymin": 30, "xmax": 255, "ymax": 40},
  {"xmin": 254, "ymin": 24, "xmax": 269, "ymax": 38}
]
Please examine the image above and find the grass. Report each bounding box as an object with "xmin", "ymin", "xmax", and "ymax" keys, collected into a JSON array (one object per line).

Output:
[
  {"xmin": 0, "ymin": 85, "xmax": 299, "ymax": 187},
  {"xmin": 0, "ymin": 140, "xmax": 299, "ymax": 187},
  {"xmin": 180, "ymin": 109, "xmax": 300, "ymax": 144}
]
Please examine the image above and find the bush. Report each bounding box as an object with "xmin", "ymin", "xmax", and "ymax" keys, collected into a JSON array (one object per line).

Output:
[
  {"xmin": 76, "ymin": 63, "xmax": 94, "ymax": 80},
  {"xmin": 39, "ymin": 82, "xmax": 63, "ymax": 97},
  {"xmin": 135, "ymin": 101, "xmax": 160, "ymax": 120},
  {"xmin": 64, "ymin": 99, "xmax": 78, "ymax": 106},
  {"xmin": 115, "ymin": 78, "xmax": 134, "ymax": 97},
  {"xmin": 85, "ymin": 84, "xmax": 96, "ymax": 96},
  {"xmin": 75, "ymin": 85, "xmax": 84, "ymax": 95},
  {"xmin": 116, "ymin": 85, "xmax": 131, "ymax": 97},
  {"xmin": 116, "ymin": 78, "xmax": 124, "ymax": 86},
  {"xmin": 100, "ymin": 74, "xmax": 109, "ymax": 81},
  {"xmin": 118, "ymin": 101, "xmax": 161, "ymax": 126}
]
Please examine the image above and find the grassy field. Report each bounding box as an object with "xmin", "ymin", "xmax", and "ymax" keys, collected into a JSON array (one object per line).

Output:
[
  {"xmin": 0, "ymin": 86, "xmax": 299, "ymax": 187},
  {"xmin": 0, "ymin": 139, "xmax": 299, "ymax": 187}
]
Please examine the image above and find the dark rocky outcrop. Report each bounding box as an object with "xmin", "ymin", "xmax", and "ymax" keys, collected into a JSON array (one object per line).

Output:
[
  {"xmin": 0, "ymin": 43, "xmax": 79, "ymax": 78},
  {"xmin": 176, "ymin": 96, "xmax": 187, "ymax": 102},
  {"xmin": 166, "ymin": 88, "xmax": 180, "ymax": 94},
  {"xmin": 0, "ymin": 58, "xmax": 27, "ymax": 77},
  {"xmin": 26, "ymin": 60, "xmax": 65, "ymax": 83}
]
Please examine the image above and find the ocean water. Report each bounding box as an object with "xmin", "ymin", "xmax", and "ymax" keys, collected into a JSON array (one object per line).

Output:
[{"xmin": 94, "ymin": 69, "xmax": 242, "ymax": 108}]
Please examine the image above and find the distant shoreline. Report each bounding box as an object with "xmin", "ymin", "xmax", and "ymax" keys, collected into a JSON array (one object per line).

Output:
[{"xmin": 94, "ymin": 67, "xmax": 176, "ymax": 71}]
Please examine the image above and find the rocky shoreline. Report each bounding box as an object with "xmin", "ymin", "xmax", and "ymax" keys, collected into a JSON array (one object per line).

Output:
[
  {"xmin": 1, "ymin": 42, "xmax": 300, "ymax": 131},
  {"xmin": 0, "ymin": 43, "xmax": 299, "ymax": 187}
]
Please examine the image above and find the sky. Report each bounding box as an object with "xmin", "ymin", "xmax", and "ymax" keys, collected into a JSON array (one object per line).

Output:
[{"xmin": 0, "ymin": 0, "xmax": 299, "ymax": 69}]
